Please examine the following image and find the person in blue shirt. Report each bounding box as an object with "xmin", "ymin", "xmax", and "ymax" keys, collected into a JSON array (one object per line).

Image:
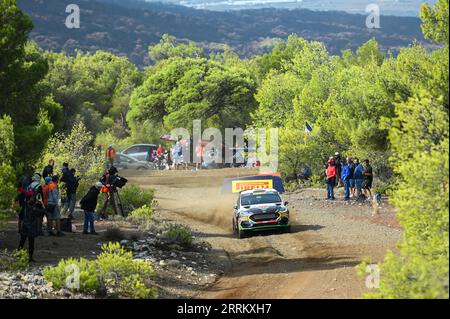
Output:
[
  {"xmin": 341, "ymin": 159, "xmax": 351, "ymax": 200},
  {"xmin": 353, "ymin": 158, "xmax": 364, "ymax": 199}
]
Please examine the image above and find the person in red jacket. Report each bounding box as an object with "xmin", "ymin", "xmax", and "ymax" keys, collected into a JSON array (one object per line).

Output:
[{"xmin": 325, "ymin": 157, "xmax": 337, "ymax": 200}]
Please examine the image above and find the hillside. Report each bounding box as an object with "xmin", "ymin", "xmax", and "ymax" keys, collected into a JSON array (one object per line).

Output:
[{"xmin": 17, "ymin": 0, "xmax": 429, "ymax": 66}]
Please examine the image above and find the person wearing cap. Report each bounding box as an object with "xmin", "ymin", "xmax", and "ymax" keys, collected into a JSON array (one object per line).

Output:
[
  {"xmin": 325, "ymin": 157, "xmax": 337, "ymax": 200},
  {"xmin": 28, "ymin": 173, "xmax": 41, "ymax": 192},
  {"xmin": 79, "ymin": 182, "xmax": 103, "ymax": 235},
  {"xmin": 333, "ymin": 152, "xmax": 342, "ymax": 187}
]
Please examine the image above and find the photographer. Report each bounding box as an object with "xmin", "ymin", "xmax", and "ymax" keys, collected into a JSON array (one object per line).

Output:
[
  {"xmin": 79, "ymin": 182, "xmax": 103, "ymax": 235},
  {"xmin": 99, "ymin": 166, "xmax": 127, "ymax": 218}
]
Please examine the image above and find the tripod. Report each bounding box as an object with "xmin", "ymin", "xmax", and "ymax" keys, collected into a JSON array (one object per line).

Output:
[{"xmin": 100, "ymin": 187, "xmax": 125, "ymax": 218}]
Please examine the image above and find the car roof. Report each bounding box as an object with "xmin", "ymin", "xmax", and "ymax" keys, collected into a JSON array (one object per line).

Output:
[
  {"xmin": 240, "ymin": 188, "xmax": 280, "ymax": 196},
  {"xmin": 126, "ymin": 144, "xmax": 157, "ymax": 147}
]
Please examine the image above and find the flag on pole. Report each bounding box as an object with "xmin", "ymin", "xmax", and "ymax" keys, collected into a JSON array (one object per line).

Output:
[{"xmin": 305, "ymin": 122, "xmax": 313, "ymax": 133}]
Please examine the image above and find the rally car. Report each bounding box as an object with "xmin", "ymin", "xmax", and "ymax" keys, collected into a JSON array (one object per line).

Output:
[{"xmin": 232, "ymin": 188, "xmax": 290, "ymax": 239}]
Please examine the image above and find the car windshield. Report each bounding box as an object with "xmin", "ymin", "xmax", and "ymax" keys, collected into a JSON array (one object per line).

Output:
[{"xmin": 241, "ymin": 192, "xmax": 281, "ymax": 206}]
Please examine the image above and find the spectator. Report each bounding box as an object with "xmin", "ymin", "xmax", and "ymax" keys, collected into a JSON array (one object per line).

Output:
[
  {"xmin": 333, "ymin": 152, "xmax": 342, "ymax": 187},
  {"xmin": 325, "ymin": 158, "xmax": 336, "ymax": 200},
  {"xmin": 106, "ymin": 145, "xmax": 116, "ymax": 167},
  {"xmin": 16, "ymin": 178, "xmax": 33, "ymax": 243},
  {"xmin": 42, "ymin": 159, "xmax": 54, "ymax": 179},
  {"xmin": 79, "ymin": 182, "xmax": 103, "ymax": 235},
  {"xmin": 18, "ymin": 175, "xmax": 45, "ymax": 262},
  {"xmin": 28, "ymin": 173, "xmax": 44, "ymax": 236},
  {"xmin": 348, "ymin": 158, "xmax": 356, "ymax": 198},
  {"xmin": 362, "ymin": 159, "xmax": 373, "ymax": 200},
  {"xmin": 61, "ymin": 162, "xmax": 69, "ymax": 176},
  {"xmin": 47, "ymin": 175, "xmax": 64, "ymax": 236},
  {"xmin": 354, "ymin": 158, "xmax": 364, "ymax": 200},
  {"xmin": 172, "ymin": 142, "xmax": 183, "ymax": 170},
  {"xmin": 341, "ymin": 159, "xmax": 351, "ymax": 200},
  {"xmin": 156, "ymin": 144, "xmax": 165, "ymax": 157},
  {"xmin": 29, "ymin": 173, "xmax": 41, "ymax": 192},
  {"xmin": 64, "ymin": 168, "xmax": 79, "ymax": 219}
]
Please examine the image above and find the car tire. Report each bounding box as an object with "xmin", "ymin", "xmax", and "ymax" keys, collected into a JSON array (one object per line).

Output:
[{"xmin": 237, "ymin": 227, "xmax": 248, "ymax": 239}]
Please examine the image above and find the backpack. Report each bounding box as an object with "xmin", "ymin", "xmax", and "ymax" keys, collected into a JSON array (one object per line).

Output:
[{"xmin": 27, "ymin": 182, "xmax": 44, "ymax": 208}]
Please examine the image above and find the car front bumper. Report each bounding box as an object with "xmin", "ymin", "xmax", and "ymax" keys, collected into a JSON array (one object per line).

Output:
[{"xmin": 238, "ymin": 213, "xmax": 290, "ymax": 231}]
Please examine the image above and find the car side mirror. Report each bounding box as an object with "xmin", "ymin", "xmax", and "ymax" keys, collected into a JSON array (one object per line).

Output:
[
  {"xmin": 284, "ymin": 201, "xmax": 289, "ymax": 206},
  {"xmin": 233, "ymin": 205, "xmax": 238, "ymax": 210}
]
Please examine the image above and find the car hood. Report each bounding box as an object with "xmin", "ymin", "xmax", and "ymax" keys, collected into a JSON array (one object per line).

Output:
[{"xmin": 238, "ymin": 203, "xmax": 287, "ymax": 215}]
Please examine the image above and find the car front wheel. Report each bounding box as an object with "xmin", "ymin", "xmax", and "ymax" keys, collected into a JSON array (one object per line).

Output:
[{"xmin": 237, "ymin": 226, "xmax": 248, "ymax": 239}]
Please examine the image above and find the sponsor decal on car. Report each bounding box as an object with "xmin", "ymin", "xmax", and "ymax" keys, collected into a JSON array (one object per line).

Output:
[{"xmin": 231, "ymin": 180, "xmax": 273, "ymax": 193}]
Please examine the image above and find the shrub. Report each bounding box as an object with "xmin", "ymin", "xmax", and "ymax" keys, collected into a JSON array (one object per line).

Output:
[
  {"xmin": 120, "ymin": 185, "xmax": 155, "ymax": 215},
  {"xmin": 43, "ymin": 242, "xmax": 157, "ymax": 298},
  {"xmin": 43, "ymin": 258, "xmax": 100, "ymax": 294},
  {"xmin": 0, "ymin": 249, "xmax": 29, "ymax": 271},
  {"xmin": 163, "ymin": 224, "xmax": 193, "ymax": 247},
  {"xmin": 96, "ymin": 242, "xmax": 157, "ymax": 299},
  {"xmin": 363, "ymin": 92, "xmax": 449, "ymax": 298},
  {"xmin": 127, "ymin": 205, "xmax": 154, "ymax": 229}
]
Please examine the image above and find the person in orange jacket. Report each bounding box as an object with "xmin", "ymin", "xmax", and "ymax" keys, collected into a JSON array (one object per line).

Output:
[
  {"xmin": 325, "ymin": 157, "xmax": 337, "ymax": 200},
  {"xmin": 106, "ymin": 145, "xmax": 116, "ymax": 166}
]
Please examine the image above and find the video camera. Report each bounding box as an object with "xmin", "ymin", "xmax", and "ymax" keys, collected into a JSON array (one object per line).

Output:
[
  {"xmin": 101, "ymin": 166, "xmax": 128, "ymax": 189},
  {"xmin": 111, "ymin": 175, "xmax": 128, "ymax": 188}
]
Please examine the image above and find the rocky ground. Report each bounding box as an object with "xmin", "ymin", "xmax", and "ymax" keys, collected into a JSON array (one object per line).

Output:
[{"xmin": 0, "ymin": 210, "xmax": 227, "ymax": 299}]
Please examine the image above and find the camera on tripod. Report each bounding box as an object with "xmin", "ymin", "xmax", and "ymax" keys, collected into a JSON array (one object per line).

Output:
[
  {"xmin": 110, "ymin": 174, "xmax": 128, "ymax": 189},
  {"xmin": 100, "ymin": 166, "xmax": 128, "ymax": 189},
  {"xmin": 99, "ymin": 166, "xmax": 128, "ymax": 217}
]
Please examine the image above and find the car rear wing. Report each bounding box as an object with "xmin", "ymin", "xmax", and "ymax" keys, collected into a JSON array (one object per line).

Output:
[{"xmin": 221, "ymin": 174, "xmax": 285, "ymax": 194}]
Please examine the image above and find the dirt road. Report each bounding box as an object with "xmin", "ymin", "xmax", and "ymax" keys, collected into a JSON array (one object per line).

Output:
[{"xmin": 126, "ymin": 168, "xmax": 402, "ymax": 299}]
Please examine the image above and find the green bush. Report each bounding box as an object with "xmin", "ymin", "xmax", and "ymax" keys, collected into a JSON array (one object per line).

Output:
[
  {"xmin": 97, "ymin": 242, "xmax": 157, "ymax": 299},
  {"xmin": 0, "ymin": 249, "xmax": 29, "ymax": 271},
  {"xmin": 163, "ymin": 224, "xmax": 193, "ymax": 247},
  {"xmin": 43, "ymin": 242, "xmax": 157, "ymax": 298},
  {"xmin": 128, "ymin": 205, "xmax": 154, "ymax": 230},
  {"xmin": 362, "ymin": 92, "xmax": 449, "ymax": 298},
  {"xmin": 43, "ymin": 258, "xmax": 100, "ymax": 294},
  {"xmin": 120, "ymin": 185, "xmax": 155, "ymax": 215},
  {"xmin": 36, "ymin": 121, "xmax": 105, "ymax": 198}
]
